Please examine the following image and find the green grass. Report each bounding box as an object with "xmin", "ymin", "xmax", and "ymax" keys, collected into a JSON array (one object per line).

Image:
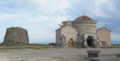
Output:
[
  {"xmin": 110, "ymin": 44, "xmax": 120, "ymax": 48},
  {"xmin": 0, "ymin": 44, "xmax": 54, "ymax": 50}
]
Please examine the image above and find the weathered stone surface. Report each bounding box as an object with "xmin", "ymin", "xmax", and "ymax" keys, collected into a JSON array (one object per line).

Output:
[
  {"xmin": 3, "ymin": 27, "xmax": 29, "ymax": 45},
  {"xmin": 56, "ymin": 15, "xmax": 111, "ymax": 48}
]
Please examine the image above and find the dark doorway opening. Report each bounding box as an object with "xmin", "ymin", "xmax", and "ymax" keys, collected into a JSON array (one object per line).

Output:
[{"xmin": 87, "ymin": 36, "xmax": 95, "ymax": 47}]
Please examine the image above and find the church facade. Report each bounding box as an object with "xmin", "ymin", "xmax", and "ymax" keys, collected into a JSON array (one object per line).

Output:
[{"xmin": 56, "ymin": 15, "xmax": 111, "ymax": 48}]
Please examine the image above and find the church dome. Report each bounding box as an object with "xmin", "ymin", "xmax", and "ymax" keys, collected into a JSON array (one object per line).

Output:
[
  {"xmin": 76, "ymin": 15, "xmax": 92, "ymax": 21},
  {"xmin": 73, "ymin": 15, "xmax": 93, "ymax": 23}
]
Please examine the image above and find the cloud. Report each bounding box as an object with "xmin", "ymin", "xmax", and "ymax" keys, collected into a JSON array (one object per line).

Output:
[
  {"xmin": 25, "ymin": 15, "xmax": 69, "ymax": 26},
  {"xmin": 0, "ymin": 0, "xmax": 119, "ymax": 44},
  {"xmin": 26, "ymin": 0, "xmax": 71, "ymax": 16},
  {"xmin": 0, "ymin": 13, "xmax": 28, "ymax": 22},
  {"xmin": 0, "ymin": 0, "xmax": 72, "ymax": 22},
  {"xmin": 28, "ymin": 26, "xmax": 55, "ymax": 43},
  {"xmin": 89, "ymin": 0, "xmax": 116, "ymax": 18},
  {"xmin": 0, "ymin": 0, "xmax": 72, "ymax": 43},
  {"xmin": 111, "ymin": 34, "xmax": 120, "ymax": 41}
]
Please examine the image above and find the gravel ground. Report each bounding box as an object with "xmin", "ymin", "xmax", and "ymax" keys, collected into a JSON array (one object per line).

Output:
[{"xmin": 0, "ymin": 48, "xmax": 119, "ymax": 61}]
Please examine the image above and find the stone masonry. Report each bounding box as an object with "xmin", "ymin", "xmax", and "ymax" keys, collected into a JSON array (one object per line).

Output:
[
  {"xmin": 3, "ymin": 27, "xmax": 29, "ymax": 45},
  {"xmin": 56, "ymin": 15, "xmax": 111, "ymax": 48}
]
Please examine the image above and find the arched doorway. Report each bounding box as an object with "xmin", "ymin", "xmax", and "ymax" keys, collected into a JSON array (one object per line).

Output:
[
  {"xmin": 87, "ymin": 36, "xmax": 94, "ymax": 47},
  {"xmin": 68, "ymin": 39, "xmax": 73, "ymax": 47}
]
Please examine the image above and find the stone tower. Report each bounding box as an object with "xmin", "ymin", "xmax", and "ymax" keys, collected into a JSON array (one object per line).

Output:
[
  {"xmin": 56, "ymin": 15, "xmax": 111, "ymax": 48},
  {"xmin": 3, "ymin": 27, "xmax": 29, "ymax": 46}
]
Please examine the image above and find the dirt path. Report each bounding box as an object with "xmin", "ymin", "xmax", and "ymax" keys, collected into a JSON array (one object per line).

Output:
[{"xmin": 0, "ymin": 48, "xmax": 119, "ymax": 61}]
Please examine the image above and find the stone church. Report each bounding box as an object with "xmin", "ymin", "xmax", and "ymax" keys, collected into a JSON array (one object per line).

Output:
[{"xmin": 56, "ymin": 15, "xmax": 111, "ymax": 48}]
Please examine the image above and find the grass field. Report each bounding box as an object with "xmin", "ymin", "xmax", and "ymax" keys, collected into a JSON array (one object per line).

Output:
[
  {"xmin": 110, "ymin": 44, "xmax": 120, "ymax": 48},
  {"xmin": 0, "ymin": 43, "xmax": 119, "ymax": 50},
  {"xmin": 0, "ymin": 44, "xmax": 53, "ymax": 50}
]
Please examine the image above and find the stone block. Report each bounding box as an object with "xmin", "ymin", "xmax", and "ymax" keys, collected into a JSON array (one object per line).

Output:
[
  {"xmin": 87, "ymin": 50, "xmax": 100, "ymax": 57},
  {"xmin": 117, "ymin": 54, "xmax": 120, "ymax": 57}
]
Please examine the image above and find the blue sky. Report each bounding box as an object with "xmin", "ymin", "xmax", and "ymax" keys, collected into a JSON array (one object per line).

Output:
[{"xmin": 0, "ymin": 0, "xmax": 120, "ymax": 44}]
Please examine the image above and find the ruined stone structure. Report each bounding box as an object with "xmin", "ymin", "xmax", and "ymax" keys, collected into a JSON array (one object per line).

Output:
[
  {"xmin": 3, "ymin": 27, "xmax": 29, "ymax": 45},
  {"xmin": 56, "ymin": 15, "xmax": 111, "ymax": 48}
]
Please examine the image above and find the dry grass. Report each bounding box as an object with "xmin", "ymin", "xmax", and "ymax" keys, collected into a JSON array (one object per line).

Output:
[
  {"xmin": 110, "ymin": 44, "xmax": 120, "ymax": 48},
  {"xmin": 0, "ymin": 44, "xmax": 52, "ymax": 50}
]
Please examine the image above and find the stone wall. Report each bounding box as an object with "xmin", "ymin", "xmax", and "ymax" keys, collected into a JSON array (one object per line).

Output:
[
  {"xmin": 56, "ymin": 25, "xmax": 77, "ymax": 47},
  {"xmin": 72, "ymin": 20, "xmax": 96, "ymax": 34},
  {"xmin": 61, "ymin": 25, "xmax": 77, "ymax": 41},
  {"xmin": 56, "ymin": 15, "xmax": 111, "ymax": 48},
  {"xmin": 56, "ymin": 29, "xmax": 61, "ymax": 47},
  {"xmin": 97, "ymin": 28, "xmax": 111, "ymax": 47}
]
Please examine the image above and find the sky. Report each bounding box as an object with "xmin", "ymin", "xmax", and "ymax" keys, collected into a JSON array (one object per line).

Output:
[{"xmin": 0, "ymin": 0, "xmax": 120, "ymax": 44}]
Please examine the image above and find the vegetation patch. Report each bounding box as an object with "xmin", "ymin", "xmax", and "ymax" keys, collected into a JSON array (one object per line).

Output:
[
  {"xmin": 0, "ymin": 44, "xmax": 52, "ymax": 50},
  {"xmin": 110, "ymin": 44, "xmax": 120, "ymax": 48}
]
